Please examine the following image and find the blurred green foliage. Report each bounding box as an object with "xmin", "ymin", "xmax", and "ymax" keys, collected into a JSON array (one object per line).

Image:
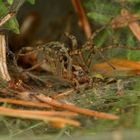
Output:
[
  {"xmin": 0, "ymin": 0, "xmax": 35, "ymax": 34},
  {"xmin": 0, "ymin": 0, "xmax": 19, "ymax": 33},
  {"xmin": 84, "ymin": 0, "xmax": 140, "ymax": 60}
]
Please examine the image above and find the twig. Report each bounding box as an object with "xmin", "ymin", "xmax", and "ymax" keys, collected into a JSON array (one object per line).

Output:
[
  {"xmin": 71, "ymin": 0, "xmax": 92, "ymax": 38},
  {"xmin": 53, "ymin": 88, "xmax": 75, "ymax": 99},
  {"xmin": 0, "ymin": 34, "xmax": 11, "ymax": 81},
  {"xmin": 0, "ymin": 0, "xmax": 26, "ymax": 81},
  {"xmin": 0, "ymin": 13, "xmax": 15, "ymax": 27},
  {"xmin": 0, "ymin": 97, "xmax": 51, "ymax": 108},
  {"xmin": 0, "ymin": 0, "xmax": 26, "ymax": 27},
  {"xmin": 111, "ymin": 9, "xmax": 140, "ymax": 42},
  {"xmin": 53, "ymin": 83, "xmax": 91, "ymax": 99},
  {"xmin": 0, "ymin": 99, "xmax": 77, "ymax": 117},
  {"xmin": 0, "ymin": 107, "xmax": 80, "ymax": 127},
  {"xmin": 36, "ymin": 94, "xmax": 119, "ymax": 120}
]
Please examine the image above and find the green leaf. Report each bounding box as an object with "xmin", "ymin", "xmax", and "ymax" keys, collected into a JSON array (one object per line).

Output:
[
  {"xmin": 86, "ymin": 0, "xmax": 121, "ymax": 25},
  {"xmin": 127, "ymin": 50, "xmax": 140, "ymax": 61},
  {"xmin": 88, "ymin": 12, "xmax": 111, "ymax": 25},
  {"xmin": 5, "ymin": 17, "xmax": 20, "ymax": 34},
  {"xmin": 7, "ymin": 0, "xmax": 14, "ymax": 5},
  {"xmin": 94, "ymin": 28, "xmax": 112, "ymax": 47},
  {"xmin": 132, "ymin": 78, "xmax": 140, "ymax": 90},
  {"xmin": 126, "ymin": 32, "xmax": 135, "ymax": 47},
  {"xmin": 0, "ymin": 1, "xmax": 19, "ymax": 33},
  {"xmin": 135, "ymin": 107, "xmax": 140, "ymax": 128},
  {"xmin": 126, "ymin": 31, "xmax": 140, "ymax": 61},
  {"xmin": 27, "ymin": 0, "xmax": 35, "ymax": 4}
]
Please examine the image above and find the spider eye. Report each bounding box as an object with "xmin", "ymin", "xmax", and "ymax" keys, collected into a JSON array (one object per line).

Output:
[{"xmin": 78, "ymin": 70, "xmax": 84, "ymax": 76}]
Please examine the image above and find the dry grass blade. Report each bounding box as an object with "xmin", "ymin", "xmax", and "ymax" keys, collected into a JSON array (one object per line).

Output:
[
  {"xmin": 37, "ymin": 94, "xmax": 119, "ymax": 120},
  {"xmin": 0, "ymin": 107, "xmax": 80, "ymax": 127},
  {"xmin": 0, "ymin": 34, "xmax": 11, "ymax": 81}
]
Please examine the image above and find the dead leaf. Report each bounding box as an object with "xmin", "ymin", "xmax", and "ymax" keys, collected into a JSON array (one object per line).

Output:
[{"xmin": 93, "ymin": 59, "xmax": 140, "ymax": 77}]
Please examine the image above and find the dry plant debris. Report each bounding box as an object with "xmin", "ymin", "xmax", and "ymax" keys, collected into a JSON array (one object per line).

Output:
[
  {"xmin": 112, "ymin": 9, "xmax": 140, "ymax": 42},
  {"xmin": 0, "ymin": 12, "xmax": 15, "ymax": 27},
  {"xmin": 0, "ymin": 12, "xmax": 16, "ymax": 82},
  {"xmin": 0, "ymin": 0, "xmax": 26, "ymax": 82},
  {"xmin": 0, "ymin": 38, "xmax": 120, "ymax": 128},
  {"xmin": 93, "ymin": 59, "xmax": 140, "ymax": 77},
  {"xmin": 2, "ymin": 10, "xmax": 140, "ymax": 128},
  {"xmin": 0, "ymin": 34, "xmax": 11, "ymax": 81},
  {"xmin": 71, "ymin": 0, "xmax": 92, "ymax": 38},
  {"xmin": 3, "ymin": 1, "xmax": 140, "ymax": 129}
]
